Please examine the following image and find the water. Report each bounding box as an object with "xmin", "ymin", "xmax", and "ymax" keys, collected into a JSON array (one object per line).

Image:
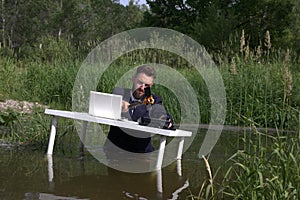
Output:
[{"xmin": 0, "ymin": 130, "xmax": 240, "ymax": 200}]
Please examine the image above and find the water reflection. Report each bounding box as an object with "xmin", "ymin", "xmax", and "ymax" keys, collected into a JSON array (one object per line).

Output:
[
  {"xmin": 46, "ymin": 154, "xmax": 187, "ymax": 199},
  {"xmin": 0, "ymin": 147, "xmax": 192, "ymax": 200},
  {"xmin": 0, "ymin": 130, "xmax": 240, "ymax": 200}
]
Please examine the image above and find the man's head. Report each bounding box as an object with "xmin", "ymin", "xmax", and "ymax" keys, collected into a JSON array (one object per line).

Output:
[{"xmin": 132, "ymin": 65, "xmax": 156, "ymax": 99}]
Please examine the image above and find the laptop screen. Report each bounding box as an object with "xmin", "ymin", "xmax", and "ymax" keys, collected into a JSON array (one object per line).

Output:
[{"xmin": 88, "ymin": 91, "xmax": 122, "ymax": 120}]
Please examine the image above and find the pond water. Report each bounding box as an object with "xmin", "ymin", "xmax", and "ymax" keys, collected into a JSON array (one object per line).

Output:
[{"xmin": 0, "ymin": 129, "xmax": 242, "ymax": 200}]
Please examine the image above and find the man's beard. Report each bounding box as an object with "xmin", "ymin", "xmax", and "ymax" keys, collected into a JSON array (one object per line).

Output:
[{"xmin": 132, "ymin": 88, "xmax": 144, "ymax": 99}]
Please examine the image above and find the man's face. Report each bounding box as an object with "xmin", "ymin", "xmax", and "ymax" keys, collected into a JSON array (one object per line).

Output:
[{"xmin": 132, "ymin": 73, "xmax": 154, "ymax": 99}]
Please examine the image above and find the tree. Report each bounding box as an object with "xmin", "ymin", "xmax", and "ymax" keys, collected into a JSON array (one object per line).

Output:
[
  {"xmin": 231, "ymin": 0, "xmax": 294, "ymax": 49},
  {"xmin": 289, "ymin": 0, "xmax": 300, "ymax": 53},
  {"xmin": 191, "ymin": 1, "xmax": 236, "ymax": 52},
  {"xmin": 123, "ymin": 0, "xmax": 144, "ymax": 30},
  {"xmin": 0, "ymin": 0, "xmax": 61, "ymax": 57},
  {"xmin": 1, "ymin": 0, "xmax": 6, "ymax": 47},
  {"xmin": 0, "ymin": 0, "xmax": 147, "ymax": 58},
  {"xmin": 143, "ymin": 0, "xmax": 298, "ymax": 53},
  {"xmin": 143, "ymin": 0, "xmax": 194, "ymax": 33}
]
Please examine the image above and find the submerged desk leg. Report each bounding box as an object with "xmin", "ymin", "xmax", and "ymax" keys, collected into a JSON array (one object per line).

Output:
[
  {"xmin": 79, "ymin": 121, "xmax": 88, "ymax": 158},
  {"xmin": 176, "ymin": 137, "xmax": 184, "ymax": 176},
  {"xmin": 47, "ymin": 154, "xmax": 54, "ymax": 182},
  {"xmin": 156, "ymin": 136, "xmax": 166, "ymax": 170},
  {"xmin": 47, "ymin": 154, "xmax": 55, "ymax": 191},
  {"xmin": 47, "ymin": 116, "xmax": 58, "ymax": 155},
  {"xmin": 156, "ymin": 169, "xmax": 163, "ymax": 193}
]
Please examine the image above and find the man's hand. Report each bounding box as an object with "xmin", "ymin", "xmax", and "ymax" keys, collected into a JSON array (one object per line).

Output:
[{"xmin": 122, "ymin": 100, "xmax": 130, "ymax": 113}]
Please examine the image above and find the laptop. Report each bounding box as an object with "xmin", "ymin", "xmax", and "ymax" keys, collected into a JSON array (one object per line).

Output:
[{"xmin": 88, "ymin": 91, "xmax": 122, "ymax": 120}]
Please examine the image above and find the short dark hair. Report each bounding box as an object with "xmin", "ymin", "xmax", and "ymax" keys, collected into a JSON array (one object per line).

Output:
[{"xmin": 135, "ymin": 65, "xmax": 156, "ymax": 79}]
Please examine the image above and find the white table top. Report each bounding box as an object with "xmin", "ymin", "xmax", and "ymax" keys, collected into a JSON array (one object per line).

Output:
[{"xmin": 45, "ymin": 109, "xmax": 192, "ymax": 137}]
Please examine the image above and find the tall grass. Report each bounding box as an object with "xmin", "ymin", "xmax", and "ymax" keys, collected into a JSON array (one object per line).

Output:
[
  {"xmin": 0, "ymin": 57, "xmax": 80, "ymax": 145},
  {"xmin": 0, "ymin": 58, "xmax": 24, "ymax": 101},
  {"xmin": 221, "ymin": 133, "xmax": 300, "ymax": 199},
  {"xmin": 186, "ymin": 129, "xmax": 300, "ymax": 200},
  {"xmin": 221, "ymin": 58, "xmax": 299, "ymax": 130},
  {"xmin": 0, "ymin": 31, "xmax": 299, "ymax": 143}
]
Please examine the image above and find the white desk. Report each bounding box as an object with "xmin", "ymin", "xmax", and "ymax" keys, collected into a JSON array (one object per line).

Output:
[
  {"xmin": 45, "ymin": 109, "xmax": 192, "ymax": 193},
  {"xmin": 44, "ymin": 109, "xmax": 192, "ymax": 170}
]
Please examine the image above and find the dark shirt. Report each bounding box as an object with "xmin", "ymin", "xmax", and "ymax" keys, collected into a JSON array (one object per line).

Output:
[{"xmin": 105, "ymin": 87, "xmax": 172, "ymax": 153}]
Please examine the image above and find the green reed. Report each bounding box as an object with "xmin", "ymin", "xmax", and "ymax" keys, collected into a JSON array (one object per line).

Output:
[
  {"xmin": 186, "ymin": 128, "xmax": 300, "ymax": 200},
  {"xmin": 0, "ymin": 51, "xmax": 299, "ymax": 143},
  {"xmin": 218, "ymin": 130, "xmax": 300, "ymax": 199},
  {"xmin": 0, "ymin": 31, "xmax": 299, "ymax": 143}
]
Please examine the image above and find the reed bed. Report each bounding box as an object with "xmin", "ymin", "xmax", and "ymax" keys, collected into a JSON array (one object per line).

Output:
[
  {"xmin": 0, "ymin": 42, "xmax": 299, "ymax": 140},
  {"xmin": 187, "ymin": 129, "xmax": 300, "ymax": 200},
  {"xmin": 221, "ymin": 131, "xmax": 300, "ymax": 199}
]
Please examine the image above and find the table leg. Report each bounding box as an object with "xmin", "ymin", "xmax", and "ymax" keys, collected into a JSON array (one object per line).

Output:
[
  {"xmin": 177, "ymin": 159, "xmax": 182, "ymax": 177},
  {"xmin": 176, "ymin": 137, "xmax": 184, "ymax": 160},
  {"xmin": 79, "ymin": 121, "xmax": 88, "ymax": 159},
  {"xmin": 47, "ymin": 154, "xmax": 54, "ymax": 182},
  {"xmin": 156, "ymin": 169, "xmax": 163, "ymax": 193},
  {"xmin": 176, "ymin": 137, "xmax": 184, "ymax": 176},
  {"xmin": 47, "ymin": 116, "xmax": 58, "ymax": 155},
  {"xmin": 156, "ymin": 136, "xmax": 166, "ymax": 170},
  {"xmin": 47, "ymin": 154, "xmax": 55, "ymax": 191}
]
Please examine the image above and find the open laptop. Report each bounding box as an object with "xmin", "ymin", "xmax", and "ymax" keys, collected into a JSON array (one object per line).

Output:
[{"xmin": 88, "ymin": 91, "xmax": 122, "ymax": 120}]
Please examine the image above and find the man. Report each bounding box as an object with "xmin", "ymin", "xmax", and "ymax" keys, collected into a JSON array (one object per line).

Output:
[{"xmin": 105, "ymin": 65, "xmax": 173, "ymax": 153}]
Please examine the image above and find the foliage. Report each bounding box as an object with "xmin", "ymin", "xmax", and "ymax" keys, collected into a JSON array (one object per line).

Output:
[
  {"xmin": 186, "ymin": 129, "xmax": 300, "ymax": 199},
  {"xmin": 0, "ymin": 0, "xmax": 60, "ymax": 52},
  {"xmin": 0, "ymin": 106, "xmax": 76, "ymax": 146},
  {"xmin": 0, "ymin": 109, "xmax": 19, "ymax": 127},
  {"xmin": 21, "ymin": 59, "xmax": 79, "ymax": 108},
  {"xmin": 191, "ymin": 2, "xmax": 236, "ymax": 52},
  {"xmin": 0, "ymin": 0, "xmax": 145, "ymax": 58},
  {"xmin": 0, "ymin": 58, "xmax": 23, "ymax": 100},
  {"xmin": 144, "ymin": 0, "xmax": 300, "ymax": 53},
  {"xmin": 1, "ymin": 0, "xmax": 299, "ymax": 58},
  {"xmin": 0, "ymin": 42, "xmax": 299, "ymax": 144},
  {"xmin": 220, "ymin": 131, "xmax": 300, "ymax": 199},
  {"xmin": 24, "ymin": 35, "xmax": 77, "ymax": 62},
  {"xmin": 232, "ymin": 0, "xmax": 295, "ymax": 49}
]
